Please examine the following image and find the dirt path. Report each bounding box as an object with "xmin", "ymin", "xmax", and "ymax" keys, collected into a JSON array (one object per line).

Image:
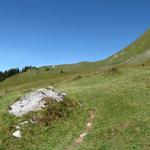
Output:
[{"xmin": 65, "ymin": 110, "xmax": 95, "ymax": 150}]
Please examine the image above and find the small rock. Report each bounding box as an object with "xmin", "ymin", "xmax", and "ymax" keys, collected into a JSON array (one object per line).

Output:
[
  {"xmin": 80, "ymin": 133, "xmax": 87, "ymax": 138},
  {"xmin": 12, "ymin": 130, "xmax": 22, "ymax": 138},
  {"xmin": 87, "ymin": 123, "xmax": 92, "ymax": 127},
  {"xmin": 19, "ymin": 121, "xmax": 28, "ymax": 126},
  {"xmin": 16, "ymin": 125, "xmax": 21, "ymax": 129}
]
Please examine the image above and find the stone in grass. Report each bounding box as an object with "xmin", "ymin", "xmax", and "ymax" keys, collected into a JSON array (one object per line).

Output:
[
  {"xmin": 12, "ymin": 130, "xmax": 22, "ymax": 139},
  {"xmin": 16, "ymin": 125, "xmax": 21, "ymax": 130},
  {"xmin": 80, "ymin": 132, "xmax": 87, "ymax": 138},
  {"xmin": 19, "ymin": 121, "xmax": 28, "ymax": 126},
  {"xmin": 9, "ymin": 87, "xmax": 65, "ymax": 117}
]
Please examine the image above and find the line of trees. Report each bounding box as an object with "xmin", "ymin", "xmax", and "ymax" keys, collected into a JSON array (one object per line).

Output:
[
  {"xmin": 22, "ymin": 66, "xmax": 32, "ymax": 73},
  {"xmin": 0, "ymin": 66, "xmax": 34, "ymax": 82}
]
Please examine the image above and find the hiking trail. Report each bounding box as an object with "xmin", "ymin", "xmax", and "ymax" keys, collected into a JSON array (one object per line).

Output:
[{"xmin": 65, "ymin": 110, "xmax": 95, "ymax": 150}]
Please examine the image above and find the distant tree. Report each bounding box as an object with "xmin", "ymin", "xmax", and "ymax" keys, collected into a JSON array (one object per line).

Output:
[
  {"xmin": 32, "ymin": 66, "xmax": 38, "ymax": 70},
  {"xmin": 0, "ymin": 71, "xmax": 3, "ymax": 81},
  {"xmin": 45, "ymin": 67, "xmax": 50, "ymax": 72},
  {"xmin": 60, "ymin": 70, "xmax": 64, "ymax": 74},
  {"xmin": 0, "ymin": 68, "xmax": 20, "ymax": 82},
  {"xmin": 0, "ymin": 65, "xmax": 39, "ymax": 82},
  {"xmin": 21, "ymin": 66, "xmax": 32, "ymax": 73}
]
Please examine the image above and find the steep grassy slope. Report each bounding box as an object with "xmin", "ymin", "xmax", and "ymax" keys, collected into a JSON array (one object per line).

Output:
[{"xmin": 105, "ymin": 29, "xmax": 150, "ymax": 65}]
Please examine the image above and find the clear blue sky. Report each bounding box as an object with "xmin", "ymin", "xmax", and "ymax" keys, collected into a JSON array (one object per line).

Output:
[{"xmin": 0, "ymin": 0, "xmax": 150, "ymax": 71}]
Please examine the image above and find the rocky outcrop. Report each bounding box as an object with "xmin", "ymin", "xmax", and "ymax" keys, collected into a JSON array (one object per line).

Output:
[{"xmin": 9, "ymin": 87, "xmax": 66, "ymax": 117}]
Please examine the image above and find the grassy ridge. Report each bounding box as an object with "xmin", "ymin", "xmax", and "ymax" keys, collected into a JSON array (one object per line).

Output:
[{"xmin": 105, "ymin": 29, "xmax": 150, "ymax": 65}]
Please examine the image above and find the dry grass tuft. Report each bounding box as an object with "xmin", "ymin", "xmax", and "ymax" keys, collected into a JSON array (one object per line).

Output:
[{"xmin": 36, "ymin": 97, "xmax": 76, "ymax": 126}]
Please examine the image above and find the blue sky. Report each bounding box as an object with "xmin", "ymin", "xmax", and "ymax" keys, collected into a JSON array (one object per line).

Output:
[{"xmin": 0, "ymin": 0, "xmax": 150, "ymax": 71}]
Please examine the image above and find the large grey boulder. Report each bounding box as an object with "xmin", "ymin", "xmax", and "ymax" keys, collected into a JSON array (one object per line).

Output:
[{"xmin": 9, "ymin": 87, "xmax": 66, "ymax": 117}]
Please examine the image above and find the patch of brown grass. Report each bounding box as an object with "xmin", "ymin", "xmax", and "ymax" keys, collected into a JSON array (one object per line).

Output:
[
  {"xmin": 37, "ymin": 97, "xmax": 76, "ymax": 126},
  {"xmin": 103, "ymin": 66, "xmax": 119, "ymax": 75}
]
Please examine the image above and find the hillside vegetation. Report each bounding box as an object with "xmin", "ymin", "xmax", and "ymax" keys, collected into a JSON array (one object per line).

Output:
[
  {"xmin": 0, "ymin": 30, "xmax": 150, "ymax": 150},
  {"xmin": 105, "ymin": 29, "xmax": 150, "ymax": 65}
]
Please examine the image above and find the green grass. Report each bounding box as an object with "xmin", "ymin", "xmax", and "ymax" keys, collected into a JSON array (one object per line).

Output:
[{"xmin": 0, "ymin": 65, "xmax": 150, "ymax": 150}]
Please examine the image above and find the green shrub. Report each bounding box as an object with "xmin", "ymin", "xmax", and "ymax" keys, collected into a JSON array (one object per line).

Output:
[
  {"xmin": 104, "ymin": 66, "xmax": 119, "ymax": 75},
  {"xmin": 45, "ymin": 67, "xmax": 50, "ymax": 72},
  {"xmin": 60, "ymin": 70, "xmax": 64, "ymax": 74},
  {"xmin": 36, "ymin": 97, "xmax": 76, "ymax": 126}
]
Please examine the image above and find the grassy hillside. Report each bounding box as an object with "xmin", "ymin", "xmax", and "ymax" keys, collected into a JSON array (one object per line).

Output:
[
  {"xmin": 0, "ymin": 65, "xmax": 150, "ymax": 150},
  {"xmin": 0, "ymin": 29, "xmax": 150, "ymax": 150},
  {"xmin": 1, "ymin": 29, "xmax": 150, "ymax": 88},
  {"xmin": 105, "ymin": 29, "xmax": 150, "ymax": 65}
]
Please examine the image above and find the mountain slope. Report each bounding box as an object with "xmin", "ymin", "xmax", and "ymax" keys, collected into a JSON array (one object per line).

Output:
[
  {"xmin": 104, "ymin": 29, "xmax": 150, "ymax": 65},
  {"xmin": 1, "ymin": 29, "xmax": 150, "ymax": 89}
]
